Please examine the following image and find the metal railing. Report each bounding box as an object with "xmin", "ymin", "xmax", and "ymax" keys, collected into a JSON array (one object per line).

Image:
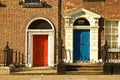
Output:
[
  {"xmin": 0, "ymin": 42, "xmax": 25, "ymax": 67},
  {"xmin": 12, "ymin": 50, "xmax": 25, "ymax": 67},
  {"xmin": 102, "ymin": 41, "xmax": 120, "ymax": 63},
  {"xmin": 0, "ymin": 50, "xmax": 6, "ymax": 66}
]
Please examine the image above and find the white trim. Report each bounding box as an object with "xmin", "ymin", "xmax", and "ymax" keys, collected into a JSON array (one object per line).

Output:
[
  {"xmin": 118, "ymin": 21, "xmax": 120, "ymax": 48},
  {"xmin": 26, "ymin": 17, "xmax": 55, "ymax": 31},
  {"xmin": 25, "ymin": 17, "xmax": 55, "ymax": 67},
  {"xmin": 63, "ymin": 8, "xmax": 101, "ymax": 18},
  {"xmin": 73, "ymin": 26, "xmax": 90, "ymax": 29}
]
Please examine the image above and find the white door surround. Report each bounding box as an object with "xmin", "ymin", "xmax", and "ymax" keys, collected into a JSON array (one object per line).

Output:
[
  {"xmin": 63, "ymin": 8, "xmax": 101, "ymax": 63},
  {"xmin": 26, "ymin": 17, "xmax": 55, "ymax": 67}
]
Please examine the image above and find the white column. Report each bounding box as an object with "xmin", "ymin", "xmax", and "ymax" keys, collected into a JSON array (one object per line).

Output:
[
  {"xmin": 90, "ymin": 27, "xmax": 99, "ymax": 63},
  {"xmin": 23, "ymin": 0, "xmax": 25, "ymax": 2},
  {"xmin": 90, "ymin": 19, "xmax": 99, "ymax": 63},
  {"xmin": 118, "ymin": 21, "xmax": 120, "ymax": 48},
  {"xmin": 27, "ymin": 32, "xmax": 32, "ymax": 67},
  {"xmin": 65, "ymin": 27, "xmax": 73, "ymax": 63},
  {"xmin": 48, "ymin": 32, "xmax": 55, "ymax": 67},
  {"xmin": 64, "ymin": 18, "xmax": 74, "ymax": 63}
]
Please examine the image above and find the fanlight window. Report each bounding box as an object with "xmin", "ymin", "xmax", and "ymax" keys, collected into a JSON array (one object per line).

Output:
[
  {"xmin": 73, "ymin": 18, "xmax": 90, "ymax": 26},
  {"xmin": 28, "ymin": 19, "xmax": 52, "ymax": 29}
]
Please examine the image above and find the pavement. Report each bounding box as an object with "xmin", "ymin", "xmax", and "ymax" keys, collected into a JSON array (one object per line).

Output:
[{"xmin": 0, "ymin": 75, "xmax": 120, "ymax": 80}]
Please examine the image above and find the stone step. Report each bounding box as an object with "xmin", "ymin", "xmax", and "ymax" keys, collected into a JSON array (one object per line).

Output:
[
  {"xmin": 66, "ymin": 71, "xmax": 103, "ymax": 75},
  {"xmin": 11, "ymin": 67, "xmax": 57, "ymax": 75},
  {"xmin": 66, "ymin": 63, "xmax": 103, "ymax": 67},
  {"xmin": 67, "ymin": 67, "xmax": 103, "ymax": 71},
  {"xmin": 22, "ymin": 67, "xmax": 55, "ymax": 71},
  {"xmin": 66, "ymin": 63, "xmax": 103, "ymax": 75}
]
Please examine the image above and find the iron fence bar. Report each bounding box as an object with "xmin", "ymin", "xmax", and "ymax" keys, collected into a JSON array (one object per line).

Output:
[
  {"xmin": 18, "ymin": 52, "xmax": 20, "ymax": 64},
  {"xmin": 0, "ymin": 42, "xmax": 26, "ymax": 67},
  {"xmin": 116, "ymin": 53, "xmax": 118, "ymax": 59},
  {"xmin": 22, "ymin": 53, "xmax": 24, "ymax": 64},
  {"xmin": 15, "ymin": 50, "xmax": 17, "ymax": 64},
  {"xmin": 102, "ymin": 47, "xmax": 120, "ymax": 63},
  {"xmin": 4, "ymin": 51, "xmax": 6, "ymax": 66}
]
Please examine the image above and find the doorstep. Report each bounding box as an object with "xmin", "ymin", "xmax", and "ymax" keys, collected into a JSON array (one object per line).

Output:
[{"xmin": 0, "ymin": 67, "xmax": 10, "ymax": 75}]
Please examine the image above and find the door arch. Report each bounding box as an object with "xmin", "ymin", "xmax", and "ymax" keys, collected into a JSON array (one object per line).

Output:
[
  {"xmin": 73, "ymin": 18, "xmax": 90, "ymax": 26},
  {"xmin": 73, "ymin": 18, "xmax": 90, "ymax": 62},
  {"xmin": 63, "ymin": 8, "xmax": 101, "ymax": 63},
  {"xmin": 26, "ymin": 18, "xmax": 55, "ymax": 67}
]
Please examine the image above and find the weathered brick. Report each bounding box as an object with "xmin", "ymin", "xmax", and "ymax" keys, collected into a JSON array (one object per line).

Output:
[
  {"xmin": 0, "ymin": 0, "xmax": 58, "ymax": 63},
  {"xmin": 0, "ymin": 0, "xmax": 120, "ymax": 65}
]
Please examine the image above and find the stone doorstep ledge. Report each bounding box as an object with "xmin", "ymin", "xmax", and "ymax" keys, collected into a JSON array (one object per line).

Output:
[{"xmin": 0, "ymin": 67, "xmax": 10, "ymax": 75}]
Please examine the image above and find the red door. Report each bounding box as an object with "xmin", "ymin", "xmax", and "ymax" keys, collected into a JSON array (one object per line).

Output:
[{"xmin": 33, "ymin": 35, "xmax": 48, "ymax": 66}]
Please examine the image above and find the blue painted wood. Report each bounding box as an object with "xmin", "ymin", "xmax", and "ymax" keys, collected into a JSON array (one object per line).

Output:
[{"xmin": 73, "ymin": 30, "xmax": 90, "ymax": 61}]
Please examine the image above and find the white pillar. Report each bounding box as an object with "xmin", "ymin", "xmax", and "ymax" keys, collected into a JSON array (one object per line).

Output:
[
  {"xmin": 90, "ymin": 18, "xmax": 99, "ymax": 63},
  {"xmin": 118, "ymin": 21, "xmax": 120, "ymax": 48},
  {"xmin": 23, "ymin": 0, "xmax": 25, "ymax": 2},
  {"xmin": 26, "ymin": 32, "xmax": 32, "ymax": 67},
  {"xmin": 65, "ymin": 27, "xmax": 73, "ymax": 63},
  {"xmin": 90, "ymin": 26, "xmax": 99, "ymax": 63}
]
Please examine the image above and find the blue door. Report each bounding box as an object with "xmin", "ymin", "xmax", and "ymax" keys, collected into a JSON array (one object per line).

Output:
[{"xmin": 73, "ymin": 30, "xmax": 90, "ymax": 61}]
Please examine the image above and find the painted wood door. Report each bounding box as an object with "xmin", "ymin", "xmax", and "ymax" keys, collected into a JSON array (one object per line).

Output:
[
  {"xmin": 33, "ymin": 35, "xmax": 48, "ymax": 66},
  {"xmin": 73, "ymin": 30, "xmax": 90, "ymax": 61}
]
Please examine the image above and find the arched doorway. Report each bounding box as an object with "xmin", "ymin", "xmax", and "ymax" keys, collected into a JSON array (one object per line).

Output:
[
  {"xmin": 63, "ymin": 8, "xmax": 101, "ymax": 63},
  {"xmin": 73, "ymin": 18, "xmax": 90, "ymax": 62},
  {"xmin": 26, "ymin": 18, "xmax": 55, "ymax": 67}
]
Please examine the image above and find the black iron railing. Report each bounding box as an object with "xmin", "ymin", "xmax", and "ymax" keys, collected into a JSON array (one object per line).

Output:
[
  {"xmin": 0, "ymin": 50, "xmax": 6, "ymax": 66},
  {"xmin": 12, "ymin": 50, "xmax": 25, "ymax": 67},
  {"xmin": 0, "ymin": 42, "xmax": 25, "ymax": 67},
  {"xmin": 102, "ymin": 41, "xmax": 120, "ymax": 63}
]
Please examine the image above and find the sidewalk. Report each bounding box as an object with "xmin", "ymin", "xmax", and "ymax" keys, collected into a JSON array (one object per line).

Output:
[{"xmin": 0, "ymin": 75, "xmax": 120, "ymax": 80}]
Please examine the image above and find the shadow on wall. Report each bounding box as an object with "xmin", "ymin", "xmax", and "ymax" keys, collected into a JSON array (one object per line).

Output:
[{"xmin": 0, "ymin": 2, "xmax": 6, "ymax": 7}]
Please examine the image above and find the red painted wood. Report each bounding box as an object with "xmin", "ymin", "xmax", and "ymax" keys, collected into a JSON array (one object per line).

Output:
[{"xmin": 33, "ymin": 35, "xmax": 48, "ymax": 66}]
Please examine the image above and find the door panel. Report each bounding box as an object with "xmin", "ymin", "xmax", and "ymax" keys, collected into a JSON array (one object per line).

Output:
[
  {"xmin": 73, "ymin": 30, "xmax": 90, "ymax": 61},
  {"xmin": 33, "ymin": 35, "xmax": 48, "ymax": 66}
]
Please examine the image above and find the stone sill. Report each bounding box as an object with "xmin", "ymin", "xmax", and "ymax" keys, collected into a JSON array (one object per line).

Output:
[{"xmin": 20, "ymin": 2, "xmax": 44, "ymax": 8}]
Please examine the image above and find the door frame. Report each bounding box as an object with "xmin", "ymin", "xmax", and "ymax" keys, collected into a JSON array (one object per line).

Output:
[{"xmin": 25, "ymin": 17, "xmax": 55, "ymax": 67}]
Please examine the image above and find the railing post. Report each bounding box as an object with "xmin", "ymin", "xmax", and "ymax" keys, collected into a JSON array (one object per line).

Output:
[
  {"xmin": 4, "ymin": 42, "xmax": 13, "ymax": 66},
  {"xmin": 105, "ymin": 41, "xmax": 109, "ymax": 63},
  {"xmin": 4, "ymin": 51, "xmax": 6, "ymax": 66},
  {"xmin": 18, "ymin": 52, "xmax": 20, "ymax": 65},
  {"xmin": 102, "ymin": 40, "xmax": 109, "ymax": 63},
  {"xmin": 15, "ymin": 50, "xmax": 17, "ymax": 65},
  {"xmin": 22, "ymin": 53, "xmax": 24, "ymax": 66}
]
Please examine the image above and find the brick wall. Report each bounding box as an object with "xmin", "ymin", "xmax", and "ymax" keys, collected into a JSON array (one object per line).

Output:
[
  {"xmin": 62, "ymin": 0, "xmax": 120, "ymax": 19},
  {"xmin": 0, "ymin": 0, "xmax": 120, "ymax": 64},
  {"xmin": 62, "ymin": 0, "xmax": 120, "ymax": 49},
  {"xmin": 0, "ymin": 0, "xmax": 58, "ymax": 53}
]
